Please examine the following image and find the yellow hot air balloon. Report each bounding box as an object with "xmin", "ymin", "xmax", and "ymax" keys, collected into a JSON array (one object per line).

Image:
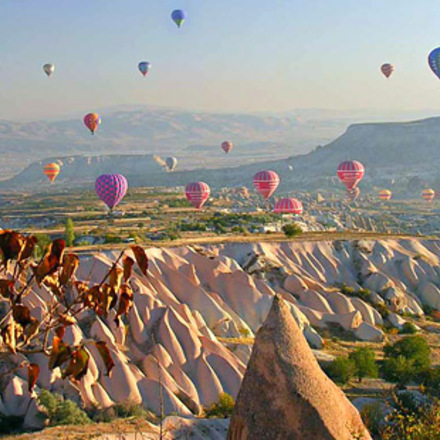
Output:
[
  {"xmin": 43, "ymin": 162, "xmax": 61, "ymax": 183},
  {"xmin": 422, "ymin": 188, "xmax": 435, "ymax": 203},
  {"xmin": 379, "ymin": 189, "xmax": 392, "ymax": 201}
]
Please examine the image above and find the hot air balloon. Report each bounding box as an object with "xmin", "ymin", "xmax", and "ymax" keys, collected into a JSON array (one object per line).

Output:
[
  {"xmin": 171, "ymin": 10, "xmax": 186, "ymax": 28},
  {"xmin": 138, "ymin": 61, "xmax": 151, "ymax": 77},
  {"xmin": 253, "ymin": 170, "xmax": 280, "ymax": 200},
  {"xmin": 43, "ymin": 162, "xmax": 60, "ymax": 183},
  {"xmin": 381, "ymin": 63, "xmax": 394, "ymax": 78},
  {"xmin": 379, "ymin": 189, "xmax": 392, "ymax": 201},
  {"xmin": 84, "ymin": 113, "xmax": 100, "ymax": 135},
  {"xmin": 166, "ymin": 157, "xmax": 178, "ymax": 171},
  {"xmin": 43, "ymin": 64, "xmax": 55, "ymax": 78},
  {"xmin": 429, "ymin": 48, "xmax": 440, "ymax": 80},
  {"xmin": 95, "ymin": 174, "xmax": 128, "ymax": 210},
  {"xmin": 274, "ymin": 198, "xmax": 303, "ymax": 215},
  {"xmin": 288, "ymin": 165, "xmax": 294, "ymax": 171},
  {"xmin": 422, "ymin": 188, "xmax": 435, "ymax": 203},
  {"xmin": 337, "ymin": 161, "xmax": 365, "ymax": 191},
  {"xmin": 221, "ymin": 141, "xmax": 233, "ymax": 154},
  {"xmin": 185, "ymin": 182, "xmax": 210, "ymax": 209}
]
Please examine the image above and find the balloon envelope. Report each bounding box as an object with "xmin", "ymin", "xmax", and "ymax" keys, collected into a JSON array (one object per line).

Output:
[
  {"xmin": 43, "ymin": 162, "xmax": 60, "ymax": 183},
  {"xmin": 381, "ymin": 63, "xmax": 394, "ymax": 78},
  {"xmin": 253, "ymin": 170, "xmax": 280, "ymax": 200},
  {"xmin": 221, "ymin": 141, "xmax": 233, "ymax": 154},
  {"xmin": 379, "ymin": 189, "xmax": 392, "ymax": 201},
  {"xmin": 337, "ymin": 161, "xmax": 365, "ymax": 191},
  {"xmin": 138, "ymin": 61, "xmax": 151, "ymax": 77},
  {"xmin": 43, "ymin": 64, "xmax": 55, "ymax": 77},
  {"xmin": 171, "ymin": 9, "xmax": 186, "ymax": 27},
  {"xmin": 84, "ymin": 113, "xmax": 100, "ymax": 134},
  {"xmin": 166, "ymin": 157, "xmax": 178, "ymax": 171},
  {"xmin": 422, "ymin": 188, "xmax": 435, "ymax": 203},
  {"xmin": 95, "ymin": 174, "xmax": 128, "ymax": 210},
  {"xmin": 429, "ymin": 48, "xmax": 440, "ymax": 80},
  {"xmin": 274, "ymin": 198, "xmax": 303, "ymax": 215},
  {"xmin": 185, "ymin": 182, "xmax": 210, "ymax": 209}
]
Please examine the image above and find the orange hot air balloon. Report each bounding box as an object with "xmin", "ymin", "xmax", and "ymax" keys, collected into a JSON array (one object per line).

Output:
[
  {"xmin": 43, "ymin": 162, "xmax": 61, "ymax": 183},
  {"xmin": 379, "ymin": 189, "xmax": 392, "ymax": 201},
  {"xmin": 84, "ymin": 113, "xmax": 100, "ymax": 135},
  {"xmin": 422, "ymin": 189, "xmax": 435, "ymax": 203}
]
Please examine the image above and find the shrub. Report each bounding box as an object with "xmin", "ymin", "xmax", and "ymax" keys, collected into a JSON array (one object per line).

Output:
[
  {"xmin": 374, "ymin": 302, "xmax": 390, "ymax": 319},
  {"xmin": 282, "ymin": 223, "xmax": 302, "ymax": 238},
  {"xmin": 361, "ymin": 403, "xmax": 384, "ymax": 437},
  {"xmin": 349, "ymin": 347, "xmax": 378, "ymax": 382},
  {"xmin": 340, "ymin": 284, "xmax": 356, "ymax": 296},
  {"xmin": 384, "ymin": 336, "xmax": 431, "ymax": 372},
  {"xmin": 64, "ymin": 218, "xmax": 75, "ymax": 247},
  {"xmin": 382, "ymin": 356, "xmax": 416, "ymax": 385},
  {"xmin": 325, "ymin": 356, "xmax": 355, "ymax": 385},
  {"xmin": 204, "ymin": 393, "xmax": 235, "ymax": 418},
  {"xmin": 39, "ymin": 390, "xmax": 91, "ymax": 426},
  {"xmin": 399, "ymin": 322, "xmax": 418, "ymax": 335}
]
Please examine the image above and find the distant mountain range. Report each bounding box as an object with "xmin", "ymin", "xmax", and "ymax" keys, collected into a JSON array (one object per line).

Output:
[
  {"xmin": 0, "ymin": 105, "xmax": 358, "ymax": 179},
  {"xmin": 4, "ymin": 116, "xmax": 440, "ymax": 196}
]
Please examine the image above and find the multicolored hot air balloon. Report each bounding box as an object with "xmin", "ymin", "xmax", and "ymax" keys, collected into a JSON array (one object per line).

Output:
[
  {"xmin": 422, "ymin": 188, "xmax": 435, "ymax": 203},
  {"xmin": 381, "ymin": 63, "xmax": 394, "ymax": 78},
  {"xmin": 84, "ymin": 113, "xmax": 100, "ymax": 135},
  {"xmin": 43, "ymin": 64, "xmax": 55, "ymax": 78},
  {"xmin": 379, "ymin": 189, "xmax": 392, "ymax": 201},
  {"xmin": 337, "ymin": 161, "xmax": 365, "ymax": 191},
  {"xmin": 138, "ymin": 61, "xmax": 151, "ymax": 77},
  {"xmin": 171, "ymin": 9, "xmax": 186, "ymax": 28},
  {"xmin": 274, "ymin": 198, "xmax": 303, "ymax": 215},
  {"xmin": 428, "ymin": 48, "xmax": 440, "ymax": 80},
  {"xmin": 253, "ymin": 170, "xmax": 280, "ymax": 200},
  {"xmin": 221, "ymin": 141, "xmax": 233, "ymax": 154},
  {"xmin": 95, "ymin": 174, "xmax": 128, "ymax": 210},
  {"xmin": 166, "ymin": 157, "xmax": 178, "ymax": 171},
  {"xmin": 43, "ymin": 162, "xmax": 60, "ymax": 183},
  {"xmin": 185, "ymin": 182, "xmax": 210, "ymax": 209}
]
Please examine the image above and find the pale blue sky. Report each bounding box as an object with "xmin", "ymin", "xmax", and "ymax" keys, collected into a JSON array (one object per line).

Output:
[{"xmin": 1, "ymin": 0, "xmax": 440, "ymax": 120}]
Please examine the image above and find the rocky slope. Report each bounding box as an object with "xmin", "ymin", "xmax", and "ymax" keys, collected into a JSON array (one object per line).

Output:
[{"xmin": 1, "ymin": 238, "xmax": 440, "ymax": 429}]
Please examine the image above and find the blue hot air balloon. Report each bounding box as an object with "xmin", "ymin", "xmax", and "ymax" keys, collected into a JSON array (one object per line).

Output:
[
  {"xmin": 428, "ymin": 48, "xmax": 440, "ymax": 80},
  {"xmin": 138, "ymin": 61, "xmax": 151, "ymax": 77},
  {"xmin": 171, "ymin": 10, "xmax": 186, "ymax": 28}
]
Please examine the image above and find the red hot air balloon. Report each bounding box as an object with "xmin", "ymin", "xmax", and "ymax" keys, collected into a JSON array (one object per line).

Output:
[
  {"xmin": 84, "ymin": 113, "xmax": 100, "ymax": 135},
  {"xmin": 422, "ymin": 189, "xmax": 435, "ymax": 203},
  {"xmin": 221, "ymin": 141, "xmax": 233, "ymax": 154},
  {"xmin": 253, "ymin": 170, "xmax": 280, "ymax": 200},
  {"xmin": 95, "ymin": 174, "xmax": 128, "ymax": 210},
  {"xmin": 381, "ymin": 63, "xmax": 394, "ymax": 78},
  {"xmin": 274, "ymin": 198, "xmax": 303, "ymax": 215},
  {"xmin": 185, "ymin": 182, "xmax": 211, "ymax": 209},
  {"xmin": 337, "ymin": 161, "xmax": 365, "ymax": 191},
  {"xmin": 379, "ymin": 189, "xmax": 392, "ymax": 201}
]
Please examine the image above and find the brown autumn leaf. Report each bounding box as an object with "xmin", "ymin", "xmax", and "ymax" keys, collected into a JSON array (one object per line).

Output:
[
  {"xmin": 23, "ymin": 317, "xmax": 40, "ymax": 343},
  {"xmin": 2, "ymin": 322, "xmax": 16, "ymax": 353},
  {"xmin": 0, "ymin": 230, "xmax": 26, "ymax": 263},
  {"xmin": 48, "ymin": 336, "xmax": 72, "ymax": 370},
  {"xmin": 27, "ymin": 363, "xmax": 40, "ymax": 393},
  {"xmin": 43, "ymin": 274, "xmax": 62, "ymax": 298},
  {"xmin": 19, "ymin": 236, "xmax": 38, "ymax": 262},
  {"xmin": 62, "ymin": 347, "xmax": 90, "ymax": 381},
  {"xmin": 109, "ymin": 266, "xmax": 123, "ymax": 292},
  {"xmin": 58, "ymin": 314, "xmax": 76, "ymax": 326},
  {"xmin": 59, "ymin": 253, "xmax": 79, "ymax": 286},
  {"xmin": 34, "ymin": 239, "xmax": 66, "ymax": 285},
  {"xmin": 100, "ymin": 283, "xmax": 116, "ymax": 317},
  {"xmin": 55, "ymin": 326, "xmax": 66, "ymax": 339},
  {"xmin": 12, "ymin": 305, "xmax": 33, "ymax": 326},
  {"xmin": 116, "ymin": 284, "xmax": 134, "ymax": 319},
  {"xmin": 122, "ymin": 255, "xmax": 134, "ymax": 282},
  {"xmin": 131, "ymin": 246, "xmax": 149, "ymax": 276},
  {"xmin": 94, "ymin": 341, "xmax": 115, "ymax": 376},
  {"xmin": 0, "ymin": 279, "xmax": 15, "ymax": 299}
]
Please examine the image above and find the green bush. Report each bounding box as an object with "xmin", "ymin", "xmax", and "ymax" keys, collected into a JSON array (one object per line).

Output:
[
  {"xmin": 399, "ymin": 322, "xmax": 418, "ymax": 334},
  {"xmin": 325, "ymin": 356, "xmax": 355, "ymax": 385},
  {"xmin": 374, "ymin": 302, "xmax": 390, "ymax": 319},
  {"xmin": 204, "ymin": 393, "xmax": 235, "ymax": 418},
  {"xmin": 384, "ymin": 336, "xmax": 431, "ymax": 372},
  {"xmin": 39, "ymin": 390, "xmax": 91, "ymax": 426},
  {"xmin": 64, "ymin": 218, "xmax": 75, "ymax": 247},
  {"xmin": 340, "ymin": 284, "xmax": 356, "ymax": 296},
  {"xmin": 282, "ymin": 223, "xmax": 303, "ymax": 238},
  {"xmin": 382, "ymin": 356, "xmax": 416, "ymax": 385},
  {"xmin": 349, "ymin": 347, "xmax": 378, "ymax": 382}
]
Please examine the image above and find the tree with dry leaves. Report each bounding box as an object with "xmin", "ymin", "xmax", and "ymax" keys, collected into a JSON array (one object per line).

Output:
[{"xmin": 0, "ymin": 230, "xmax": 149, "ymax": 400}]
